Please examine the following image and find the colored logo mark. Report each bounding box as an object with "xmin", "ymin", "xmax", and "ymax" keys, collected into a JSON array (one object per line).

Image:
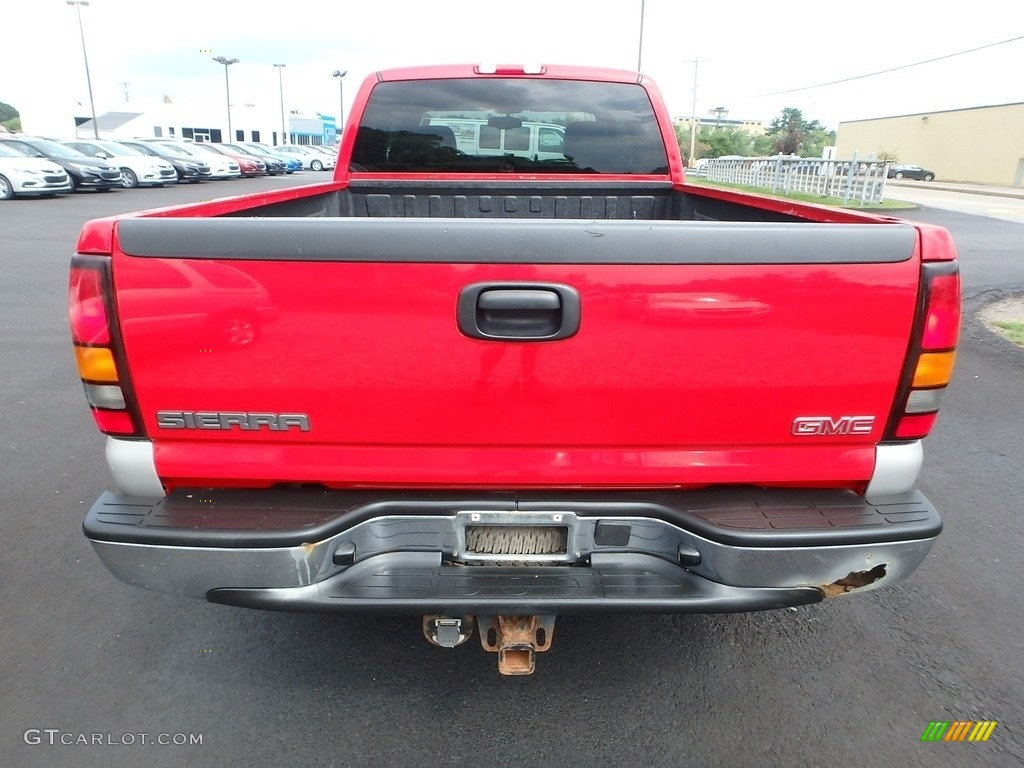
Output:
[{"xmin": 921, "ymin": 721, "xmax": 998, "ymax": 742}]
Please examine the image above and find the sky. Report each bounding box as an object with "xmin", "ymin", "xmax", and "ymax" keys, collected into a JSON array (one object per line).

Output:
[{"xmin": 2, "ymin": 0, "xmax": 1023, "ymax": 131}]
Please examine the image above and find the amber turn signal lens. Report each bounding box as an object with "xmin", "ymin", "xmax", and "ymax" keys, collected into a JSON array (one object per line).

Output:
[
  {"xmin": 74, "ymin": 345, "xmax": 119, "ymax": 383},
  {"xmin": 913, "ymin": 351, "xmax": 956, "ymax": 388}
]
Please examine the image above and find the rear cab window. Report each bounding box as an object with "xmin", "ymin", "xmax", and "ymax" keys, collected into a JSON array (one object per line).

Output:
[{"xmin": 351, "ymin": 78, "xmax": 669, "ymax": 175}]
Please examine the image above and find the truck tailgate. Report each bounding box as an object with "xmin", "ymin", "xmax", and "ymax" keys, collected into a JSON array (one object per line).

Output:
[{"xmin": 110, "ymin": 217, "xmax": 921, "ymax": 489}]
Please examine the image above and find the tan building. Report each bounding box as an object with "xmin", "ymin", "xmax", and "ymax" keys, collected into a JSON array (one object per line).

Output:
[
  {"xmin": 836, "ymin": 103, "xmax": 1024, "ymax": 186},
  {"xmin": 674, "ymin": 116, "xmax": 765, "ymax": 135}
]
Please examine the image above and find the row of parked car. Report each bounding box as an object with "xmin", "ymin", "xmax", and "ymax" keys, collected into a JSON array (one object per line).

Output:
[{"xmin": 0, "ymin": 135, "xmax": 339, "ymax": 199}]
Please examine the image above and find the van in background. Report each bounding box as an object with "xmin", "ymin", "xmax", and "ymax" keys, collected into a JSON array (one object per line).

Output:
[{"xmin": 424, "ymin": 117, "xmax": 566, "ymax": 161}]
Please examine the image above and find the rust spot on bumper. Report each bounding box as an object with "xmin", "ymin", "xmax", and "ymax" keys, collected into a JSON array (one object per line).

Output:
[{"xmin": 820, "ymin": 564, "xmax": 887, "ymax": 598}]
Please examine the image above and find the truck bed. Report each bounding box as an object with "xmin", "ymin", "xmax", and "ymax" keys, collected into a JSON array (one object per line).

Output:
[{"xmin": 210, "ymin": 179, "xmax": 899, "ymax": 224}]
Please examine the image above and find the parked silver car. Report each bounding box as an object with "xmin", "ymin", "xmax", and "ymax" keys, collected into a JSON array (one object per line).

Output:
[
  {"xmin": 62, "ymin": 139, "xmax": 177, "ymax": 188},
  {"xmin": 0, "ymin": 141, "xmax": 72, "ymax": 199},
  {"xmin": 268, "ymin": 144, "xmax": 336, "ymax": 171}
]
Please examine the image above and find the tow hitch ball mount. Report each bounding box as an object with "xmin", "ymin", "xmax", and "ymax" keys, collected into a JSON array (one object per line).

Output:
[{"xmin": 422, "ymin": 614, "xmax": 557, "ymax": 676}]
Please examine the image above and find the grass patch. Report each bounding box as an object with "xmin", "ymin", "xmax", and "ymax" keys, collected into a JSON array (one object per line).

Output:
[
  {"xmin": 686, "ymin": 176, "xmax": 915, "ymax": 210},
  {"xmin": 992, "ymin": 321, "xmax": 1024, "ymax": 347}
]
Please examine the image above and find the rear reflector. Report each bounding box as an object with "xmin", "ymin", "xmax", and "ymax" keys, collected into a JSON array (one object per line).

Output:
[
  {"xmin": 895, "ymin": 413, "xmax": 939, "ymax": 440},
  {"xmin": 91, "ymin": 409, "xmax": 136, "ymax": 436}
]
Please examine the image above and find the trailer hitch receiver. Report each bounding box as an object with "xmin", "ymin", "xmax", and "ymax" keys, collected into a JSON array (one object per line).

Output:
[{"xmin": 478, "ymin": 615, "xmax": 556, "ymax": 676}]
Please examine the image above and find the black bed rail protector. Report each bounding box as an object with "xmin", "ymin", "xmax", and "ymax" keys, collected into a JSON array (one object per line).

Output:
[
  {"xmin": 84, "ymin": 487, "xmax": 941, "ymax": 550},
  {"xmin": 115, "ymin": 216, "xmax": 917, "ymax": 265}
]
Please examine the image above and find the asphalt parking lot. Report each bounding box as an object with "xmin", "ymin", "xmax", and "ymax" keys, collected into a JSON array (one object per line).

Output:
[{"xmin": 1, "ymin": 176, "xmax": 1022, "ymax": 768}]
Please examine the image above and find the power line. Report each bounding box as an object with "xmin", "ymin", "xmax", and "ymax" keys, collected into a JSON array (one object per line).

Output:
[{"xmin": 757, "ymin": 34, "xmax": 1024, "ymax": 96}]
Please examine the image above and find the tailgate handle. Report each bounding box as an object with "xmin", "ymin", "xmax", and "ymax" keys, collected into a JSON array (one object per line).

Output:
[
  {"xmin": 478, "ymin": 289, "xmax": 560, "ymax": 312},
  {"xmin": 458, "ymin": 283, "xmax": 581, "ymax": 341}
]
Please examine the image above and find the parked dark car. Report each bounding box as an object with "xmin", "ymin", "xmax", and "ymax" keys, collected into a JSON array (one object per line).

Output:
[
  {"xmin": 62, "ymin": 139, "xmax": 178, "ymax": 188},
  {"xmin": 237, "ymin": 143, "xmax": 301, "ymax": 173},
  {"xmin": 117, "ymin": 141, "xmax": 213, "ymax": 183},
  {"xmin": 1, "ymin": 136, "xmax": 121, "ymax": 191},
  {"xmin": 219, "ymin": 143, "xmax": 288, "ymax": 175},
  {"xmin": 187, "ymin": 142, "xmax": 266, "ymax": 177},
  {"xmin": 887, "ymin": 164, "xmax": 935, "ymax": 181}
]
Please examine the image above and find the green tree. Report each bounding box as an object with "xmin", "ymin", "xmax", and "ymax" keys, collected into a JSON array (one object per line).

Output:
[
  {"xmin": 0, "ymin": 101, "xmax": 19, "ymax": 133},
  {"xmin": 678, "ymin": 123, "xmax": 760, "ymax": 161},
  {"xmin": 752, "ymin": 133, "xmax": 776, "ymax": 156},
  {"xmin": 698, "ymin": 126, "xmax": 754, "ymax": 158},
  {"xmin": 766, "ymin": 107, "xmax": 831, "ymax": 156},
  {"xmin": 675, "ymin": 123, "xmax": 710, "ymax": 164},
  {"xmin": 800, "ymin": 126, "xmax": 836, "ymax": 159}
]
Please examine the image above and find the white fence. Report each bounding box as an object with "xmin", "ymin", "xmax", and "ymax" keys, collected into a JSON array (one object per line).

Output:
[{"xmin": 700, "ymin": 154, "xmax": 891, "ymax": 205}]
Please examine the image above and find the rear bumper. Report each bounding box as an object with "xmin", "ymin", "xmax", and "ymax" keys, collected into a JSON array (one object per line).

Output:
[{"xmin": 84, "ymin": 487, "xmax": 941, "ymax": 615}]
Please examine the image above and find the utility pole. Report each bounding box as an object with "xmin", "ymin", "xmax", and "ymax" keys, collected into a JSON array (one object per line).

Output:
[
  {"xmin": 712, "ymin": 106, "xmax": 728, "ymax": 130},
  {"xmin": 686, "ymin": 59, "xmax": 701, "ymax": 168},
  {"xmin": 679, "ymin": 58, "xmax": 711, "ymax": 167},
  {"xmin": 120, "ymin": 82, "xmax": 130, "ymax": 102},
  {"xmin": 273, "ymin": 64, "xmax": 286, "ymax": 145}
]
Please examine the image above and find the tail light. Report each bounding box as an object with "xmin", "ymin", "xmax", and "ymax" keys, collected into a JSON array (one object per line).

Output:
[
  {"xmin": 69, "ymin": 255, "xmax": 143, "ymax": 437},
  {"xmin": 884, "ymin": 261, "xmax": 960, "ymax": 441}
]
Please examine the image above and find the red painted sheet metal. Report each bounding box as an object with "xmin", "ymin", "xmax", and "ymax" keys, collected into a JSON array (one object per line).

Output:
[
  {"xmin": 111, "ymin": 253, "xmax": 919, "ymax": 489},
  {"xmin": 679, "ymin": 183, "xmax": 908, "ymax": 225},
  {"xmin": 75, "ymin": 181, "xmax": 346, "ymax": 254},
  {"xmin": 152, "ymin": 441, "xmax": 875, "ymax": 491},
  {"xmin": 915, "ymin": 223, "xmax": 958, "ymax": 262}
]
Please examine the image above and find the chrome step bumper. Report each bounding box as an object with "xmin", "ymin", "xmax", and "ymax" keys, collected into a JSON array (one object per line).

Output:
[{"xmin": 85, "ymin": 487, "xmax": 940, "ymax": 613}]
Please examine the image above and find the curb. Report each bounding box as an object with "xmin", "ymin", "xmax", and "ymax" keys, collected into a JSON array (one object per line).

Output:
[{"xmin": 887, "ymin": 181, "xmax": 1024, "ymax": 200}]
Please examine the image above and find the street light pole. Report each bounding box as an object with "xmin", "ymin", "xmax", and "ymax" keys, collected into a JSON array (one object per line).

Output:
[
  {"xmin": 66, "ymin": 0, "xmax": 98, "ymax": 138},
  {"xmin": 637, "ymin": 0, "xmax": 645, "ymax": 72},
  {"xmin": 273, "ymin": 63, "xmax": 286, "ymax": 145},
  {"xmin": 212, "ymin": 56, "xmax": 239, "ymax": 141},
  {"xmin": 332, "ymin": 70, "xmax": 347, "ymax": 139}
]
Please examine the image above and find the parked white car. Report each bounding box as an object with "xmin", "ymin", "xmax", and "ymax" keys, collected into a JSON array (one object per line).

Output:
[
  {"xmin": 137, "ymin": 140, "xmax": 241, "ymax": 179},
  {"xmin": 62, "ymin": 139, "xmax": 178, "ymax": 188},
  {"xmin": 268, "ymin": 144, "xmax": 336, "ymax": 171},
  {"xmin": 0, "ymin": 141, "xmax": 72, "ymax": 199}
]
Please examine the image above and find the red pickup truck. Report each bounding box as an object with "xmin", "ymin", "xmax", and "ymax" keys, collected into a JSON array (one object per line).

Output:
[{"xmin": 70, "ymin": 64, "xmax": 959, "ymax": 675}]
